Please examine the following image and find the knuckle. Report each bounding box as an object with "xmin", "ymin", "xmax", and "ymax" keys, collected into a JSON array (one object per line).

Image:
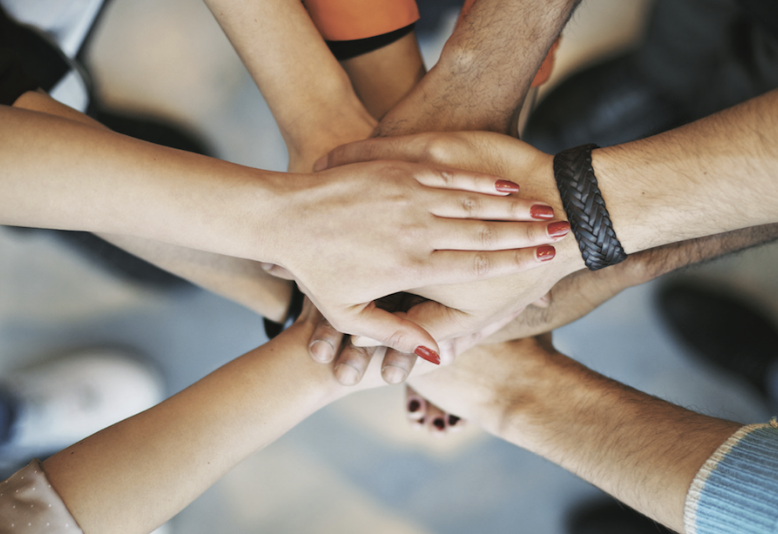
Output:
[
  {"xmin": 478, "ymin": 225, "xmax": 495, "ymax": 248},
  {"xmin": 461, "ymin": 195, "xmax": 481, "ymax": 215},
  {"xmin": 423, "ymin": 136, "xmax": 451, "ymax": 163},
  {"xmin": 472, "ymin": 253, "xmax": 492, "ymax": 277}
]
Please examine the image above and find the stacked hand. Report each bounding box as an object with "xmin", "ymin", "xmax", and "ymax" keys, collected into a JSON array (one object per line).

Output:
[{"xmin": 266, "ymin": 158, "xmax": 570, "ymax": 362}]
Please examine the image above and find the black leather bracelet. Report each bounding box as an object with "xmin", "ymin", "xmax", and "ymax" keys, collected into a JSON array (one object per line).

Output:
[{"xmin": 553, "ymin": 144, "xmax": 627, "ymax": 271}]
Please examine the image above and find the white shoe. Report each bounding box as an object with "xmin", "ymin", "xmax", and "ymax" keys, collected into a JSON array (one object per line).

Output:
[{"xmin": 0, "ymin": 347, "xmax": 164, "ymax": 463}]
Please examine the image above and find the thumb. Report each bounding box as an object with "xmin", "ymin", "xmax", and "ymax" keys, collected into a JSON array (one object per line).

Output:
[
  {"xmin": 351, "ymin": 304, "xmax": 441, "ymax": 365},
  {"xmin": 404, "ymin": 299, "xmax": 472, "ymax": 342}
]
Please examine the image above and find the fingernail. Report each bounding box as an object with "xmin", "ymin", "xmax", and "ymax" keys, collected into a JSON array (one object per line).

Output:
[
  {"xmin": 414, "ymin": 346, "xmax": 441, "ymax": 365},
  {"xmin": 382, "ymin": 365, "xmax": 408, "ymax": 385},
  {"xmin": 537, "ymin": 245, "xmax": 556, "ymax": 262},
  {"xmin": 448, "ymin": 415, "xmax": 461, "ymax": 426},
  {"xmin": 334, "ymin": 363, "xmax": 360, "ymax": 386},
  {"xmin": 309, "ymin": 340, "xmax": 335, "ymax": 363},
  {"xmin": 495, "ymin": 179, "xmax": 520, "ymax": 193},
  {"xmin": 313, "ymin": 155, "xmax": 328, "ymax": 172},
  {"xmin": 530, "ymin": 204, "xmax": 554, "ymax": 219},
  {"xmin": 433, "ymin": 418, "xmax": 446, "ymax": 430},
  {"xmin": 408, "ymin": 399, "xmax": 421, "ymax": 413},
  {"xmin": 547, "ymin": 221, "xmax": 570, "ymax": 238}
]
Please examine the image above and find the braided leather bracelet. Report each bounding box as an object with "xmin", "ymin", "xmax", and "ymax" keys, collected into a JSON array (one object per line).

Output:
[{"xmin": 553, "ymin": 144, "xmax": 627, "ymax": 271}]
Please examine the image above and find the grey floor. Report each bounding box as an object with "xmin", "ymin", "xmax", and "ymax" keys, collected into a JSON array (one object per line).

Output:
[{"xmin": 2, "ymin": 0, "xmax": 776, "ymax": 533}]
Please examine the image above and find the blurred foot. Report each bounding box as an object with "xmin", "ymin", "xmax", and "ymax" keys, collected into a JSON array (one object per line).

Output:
[
  {"xmin": 657, "ymin": 281, "xmax": 778, "ymax": 408},
  {"xmin": 0, "ymin": 348, "xmax": 164, "ymax": 470}
]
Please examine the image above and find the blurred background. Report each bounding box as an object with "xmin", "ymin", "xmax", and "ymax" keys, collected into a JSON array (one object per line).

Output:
[{"xmin": 2, "ymin": 0, "xmax": 777, "ymax": 532}]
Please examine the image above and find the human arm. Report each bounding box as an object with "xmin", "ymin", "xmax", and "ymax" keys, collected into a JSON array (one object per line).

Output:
[
  {"xmin": 376, "ymin": 0, "xmax": 580, "ymax": 137},
  {"xmin": 408, "ymin": 336, "xmax": 749, "ymax": 533},
  {"xmin": 487, "ymin": 222, "xmax": 778, "ymax": 341},
  {"xmin": 12, "ymin": 89, "xmax": 293, "ymax": 320},
  {"xmin": 203, "ymin": 0, "xmax": 376, "ymax": 172},
  {"xmin": 318, "ymin": 89, "xmax": 778, "ymax": 343},
  {"xmin": 3, "ymin": 95, "xmax": 569, "ymax": 355}
]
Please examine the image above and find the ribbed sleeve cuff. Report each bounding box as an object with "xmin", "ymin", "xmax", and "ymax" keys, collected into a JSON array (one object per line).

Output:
[{"xmin": 685, "ymin": 420, "xmax": 778, "ymax": 534}]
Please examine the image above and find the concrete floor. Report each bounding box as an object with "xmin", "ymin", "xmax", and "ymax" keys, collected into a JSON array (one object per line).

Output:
[{"xmin": 2, "ymin": 0, "xmax": 776, "ymax": 532}]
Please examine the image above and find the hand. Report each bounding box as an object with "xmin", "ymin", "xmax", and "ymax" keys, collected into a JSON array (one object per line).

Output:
[
  {"xmin": 306, "ymin": 292, "xmax": 522, "ymax": 385},
  {"xmin": 314, "ymin": 131, "xmax": 586, "ymax": 351}
]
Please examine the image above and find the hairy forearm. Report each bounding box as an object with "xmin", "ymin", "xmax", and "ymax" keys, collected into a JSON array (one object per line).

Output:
[
  {"xmin": 378, "ymin": 0, "xmax": 580, "ymax": 136},
  {"xmin": 596, "ymin": 90, "xmax": 778, "ymax": 254},
  {"xmin": 42, "ymin": 318, "xmax": 348, "ymax": 534},
  {"xmin": 488, "ymin": 222, "xmax": 778, "ymax": 341},
  {"xmin": 495, "ymin": 351, "xmax": 739, "ymax": 533},
  {"xmin": 204, "ymin": 0, "xmax": 375, "ymax": 166}
]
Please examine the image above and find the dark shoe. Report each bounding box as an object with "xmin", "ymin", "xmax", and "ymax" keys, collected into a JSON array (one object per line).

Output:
[
  {"xmin": 524, "ymin": 0, "xmax": 778, "ymax": 154},
  {"xmin": 656, "ymin": 281, "xmax": 778, "ymax": 403},
  {"xmin": 567, "ymin": 498, "xmax": 673, "ymax": 534},
  {"xmin": 523, "ymin": 54, "xmax": 683, "ymax": 153}
]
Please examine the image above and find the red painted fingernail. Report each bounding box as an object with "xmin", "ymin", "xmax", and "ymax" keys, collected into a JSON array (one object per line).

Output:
[
  {"xmin": 414, "ymin": 346, "xmax": 441, "ymax": 365},
  {"xmin": 547, "ymin": 221, "xmax": 570, "ymax": 238},
  {"xmin": 537, "ymin": 245, "xmax": 556, "ymax": 262},
  {"xmin": 433, "ymin": 418, "xmax": 446, "ymax": 430},
  {"xmin": 448, "ymin": 415, "xmax": 461, "ymax": 426},
  {"xmin": 408, "ymin": 399, "xmax": 421, "ymax": 413},
  {"xmin": 530, "ymin": 204, "xmax": 554, "ymax": 219},
  {"xmin": 495, "ymin": 180, "xmax": 520, "ymax": 193}
]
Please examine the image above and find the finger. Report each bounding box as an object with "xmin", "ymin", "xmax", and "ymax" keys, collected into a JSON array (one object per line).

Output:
[
  {"xmin": 348, "ymin": 304, "xmax": 441, "ymax": 366},
  {"xmin": 406, "ymin": 386, "xmax": 426, "ymax": 422},
  {"xmin": 418, "ymin": 246, "xmax": 557, "ymax": 287},
  {"xmin": 308, "ymin": 316, "xmax": 344, "ymax": 364},
  {"xmin": 411, "ymin": 165, "xmax": 519, "ymax": 196},
  {"xmin": 381, "ymin": 348, "xmax": 418, "ymax": 385},
  {"xmin": 430, "ymin": 193, "xmax": 557, "ymax": 221},
  {"xmin": 333, "ymin": 339, "xmax": 376, "ymax": 386},
  {"xmin": 315, "ymin": 137, "xmax": 426, "ymax": 171},
  {"xmin": 351, "ymin": 336, "xmax": 381, "ymax": 348},
  {"xmin": 432, "ymin": 220, "xmax": 570, "ymax": 251}
]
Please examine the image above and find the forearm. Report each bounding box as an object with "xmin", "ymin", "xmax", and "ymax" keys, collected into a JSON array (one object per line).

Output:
[
  {"xmin": 340, "ymin": 31, "xmax": 426, "ymax": 121},
  {"xmin": 42, "ymin": 318, "xmax": 348, "ymax": 534},
  {"xmin": 495, "ymin": 352, "xmax": 739, "ymax": 533},
  {"xmin": 488, "ymin": 222, "xmax": 778, "ymax": 341},
  {"xmin": 99, "ymin": 234, "xmax": 292, "ymax": 321},
  {"xmin": 377, "ymin": 0, "xmax": 580, "ymax": 136},
  {"xmin": 0, "ymin": 103, "xmax": 290, "ymax": 262},
  {"xmin": 596, "ymin": 90, "xmax": 778, "ymax": 254},
  {"xmin": 204, "ymin": 0, "xmax": 375, "ymax": 166}
]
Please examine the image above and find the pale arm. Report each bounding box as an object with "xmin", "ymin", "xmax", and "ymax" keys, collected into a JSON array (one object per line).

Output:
[
  {"xmin": 203, "ymin": 0, "xmax": 376, "ymax": 171},
  {"xmin": 41, "ymin": 303, "xmax": 350, "ymax": 534},
  {"xmin": 13, "ymin": 89, "xmax": 292, "ymax": 321}
]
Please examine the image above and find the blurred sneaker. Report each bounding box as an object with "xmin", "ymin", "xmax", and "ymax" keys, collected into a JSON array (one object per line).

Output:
[{"xmin": 0, "ymin": 348, "xmax": 164, "ymax": 469}]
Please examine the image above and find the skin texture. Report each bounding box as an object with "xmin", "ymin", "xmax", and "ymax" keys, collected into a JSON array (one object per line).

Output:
[
  {"xmin": 408, "ymin": 337, "xmax": 741, "ymax": 533},
  {"xmin": 376, "ymin": 0, "xmax": 582, "ymax": 137}
]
